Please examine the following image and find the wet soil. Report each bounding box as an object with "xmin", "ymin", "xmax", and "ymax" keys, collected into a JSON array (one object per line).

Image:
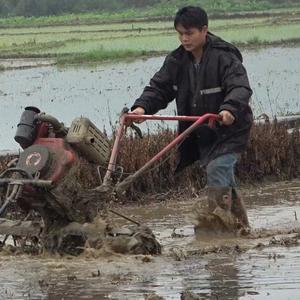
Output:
[{"xmin": 0, "ymin": 179, "xmax": 299, "ymax": 299}]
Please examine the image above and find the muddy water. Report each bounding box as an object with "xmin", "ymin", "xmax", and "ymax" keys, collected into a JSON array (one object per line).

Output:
[
  {"xmin": 0, "ymin": 180, "xmax": 299, "ymax": 299},
  {"xmin": 0, "ymin": 46, "xmax": 299, "ymax": 150}
]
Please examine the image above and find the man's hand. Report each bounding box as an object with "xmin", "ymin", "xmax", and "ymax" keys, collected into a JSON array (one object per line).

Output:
[
  {"xmin": 219, "ymin": 110, "xmax": 235, "ymax": 126},
  {"xmin": 130, "ymin": 107, "xmax": 145, "ymax": 124}
]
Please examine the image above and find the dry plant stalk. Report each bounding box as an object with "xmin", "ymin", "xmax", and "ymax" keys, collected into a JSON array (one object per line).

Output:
[{"xmin": 0, "ymin": 123, "xmax": 299, "ymax": 198}]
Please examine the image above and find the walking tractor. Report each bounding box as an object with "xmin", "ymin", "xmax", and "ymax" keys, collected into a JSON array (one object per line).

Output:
[{"xmin": 0, "ymin": 106, "xmax": 219, "ymax": 254}]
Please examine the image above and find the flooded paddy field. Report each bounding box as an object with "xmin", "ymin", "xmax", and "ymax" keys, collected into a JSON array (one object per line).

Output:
[
  {"xmin": 0, "ymin": 179, "xmax": 299, "ymax": 300},
  {"xmin": 0, "ymin": 39, "xmax": 299, "ymax": 299},
  {"xmin": 0, "ymin": 46, "xmax": 299, "ymax": 151},
  {"xmin": 0, "ymin": 11, "xmax": 299, "ymax": 60}
]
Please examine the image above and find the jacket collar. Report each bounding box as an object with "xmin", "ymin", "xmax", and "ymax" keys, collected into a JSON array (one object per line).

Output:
[{"xmin": 170, "ymin": 32, "xmax": 243, "ymax": 63}]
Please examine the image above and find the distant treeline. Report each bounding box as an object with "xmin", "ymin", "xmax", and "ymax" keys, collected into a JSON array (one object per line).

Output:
[
  {"xmin": 0, "ymin": 0, "xmax": 299, "ymax": 17},
  {"xmin": 0, "ymin": 0, "xmax": 160, "ymax": 17}
]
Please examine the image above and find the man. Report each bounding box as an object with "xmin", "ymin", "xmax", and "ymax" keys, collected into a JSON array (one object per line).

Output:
[{"xmin": 131, "ymin": 6, "xmax": 252, "ymax": 233}]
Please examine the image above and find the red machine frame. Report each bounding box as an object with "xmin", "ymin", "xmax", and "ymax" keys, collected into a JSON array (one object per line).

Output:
[{"xmin": 102, "ymin": 111, "xmax": 220, "ymax": 193}]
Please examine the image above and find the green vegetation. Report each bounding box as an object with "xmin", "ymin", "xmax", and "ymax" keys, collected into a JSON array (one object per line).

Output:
[
  {"xmin": 0, "ymin": 0, "xmax": 299, "ymax": 66},
  {"xmin": 0, "ymin": 0, "xmax": 299, "ymax": 19},
  {"xmin": 0, "ymin": 10, "xmax": 299, "ymax": 65},
  {"xmin": 56, "ymin": 49, "xmax": 152, "ymax": 65}
]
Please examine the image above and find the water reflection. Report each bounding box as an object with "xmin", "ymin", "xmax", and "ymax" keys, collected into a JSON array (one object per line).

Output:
[
  {"xmin": 0, "ymin": 47, "xmax": 299, "ymax": 150},
  {"xmin": 206, "ymin": 256, "xmax": 240, "ymax": 300}
]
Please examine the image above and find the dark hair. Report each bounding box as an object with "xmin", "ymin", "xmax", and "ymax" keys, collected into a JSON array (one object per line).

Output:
[{"xmin": 174, "ymin": 6, "xmax": 208, "ymax": 30}]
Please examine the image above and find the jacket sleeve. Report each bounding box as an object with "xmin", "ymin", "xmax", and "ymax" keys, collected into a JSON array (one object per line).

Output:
[
  {"xmin": 132, "ymin": 55, "xmax": 176, "ymax": 114},
  {"xmin": 219, "ymin": 52, "xmax": 252, "ymax": 121}
]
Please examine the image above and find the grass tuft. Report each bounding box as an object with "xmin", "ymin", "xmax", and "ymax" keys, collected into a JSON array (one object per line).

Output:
[{"xmin": 56, "ymin": 48, "xmax": 151, "ymax": 65}]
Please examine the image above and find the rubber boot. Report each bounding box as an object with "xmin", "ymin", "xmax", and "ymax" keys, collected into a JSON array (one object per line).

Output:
[
  {"xmin": 231, "ymin": 188, "xmax": 250, "ymax": 229},
  {"xmin": 208, "ymin": 187, "xmax": 237, "ymax": 231},
  {"xmin": 193, "ymin": 187, "xmax": 238, "ymax": 235}
]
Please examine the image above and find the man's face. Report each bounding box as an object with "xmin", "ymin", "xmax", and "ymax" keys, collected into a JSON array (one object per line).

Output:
[{"xmin": 176, "ymin": 24, "xmax": 208, "ymax": 53}]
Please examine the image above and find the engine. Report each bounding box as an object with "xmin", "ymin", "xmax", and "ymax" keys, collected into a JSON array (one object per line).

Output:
[
  {"xmin": 1, "ymin": 106, "xmax": 111, "ymax": 229},
  {"xmin": 14, "ymin": 106, "xmax": 110, "ymax": 184},
  {"xmin": 0, "ymin": 107, "xmax": 163, "ymax": 256}
]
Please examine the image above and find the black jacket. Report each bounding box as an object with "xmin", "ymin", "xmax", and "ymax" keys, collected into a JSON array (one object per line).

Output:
[{"xmin": 132, "ymin": 33, "xmax": 253, "ymax": 171}]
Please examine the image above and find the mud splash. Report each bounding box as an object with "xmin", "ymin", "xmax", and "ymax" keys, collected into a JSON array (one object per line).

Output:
[{"xmin": 0, "ymin": 179, "xmax": 299, "ymax": 299}]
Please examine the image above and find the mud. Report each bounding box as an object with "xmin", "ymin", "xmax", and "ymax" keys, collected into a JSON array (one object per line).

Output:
[{"xmin": 0, "ymin": 179, "xmax": 299, "ymax": 299}]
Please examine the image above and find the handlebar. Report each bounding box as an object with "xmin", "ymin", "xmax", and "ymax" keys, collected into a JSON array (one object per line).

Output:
[
  {"xmin": 101, "ymin": 112, "xmax": 220, "ymax": 187},
  {"xmin": 123, "ymin": 113, "xmax": 220, "ymax": 124}
]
